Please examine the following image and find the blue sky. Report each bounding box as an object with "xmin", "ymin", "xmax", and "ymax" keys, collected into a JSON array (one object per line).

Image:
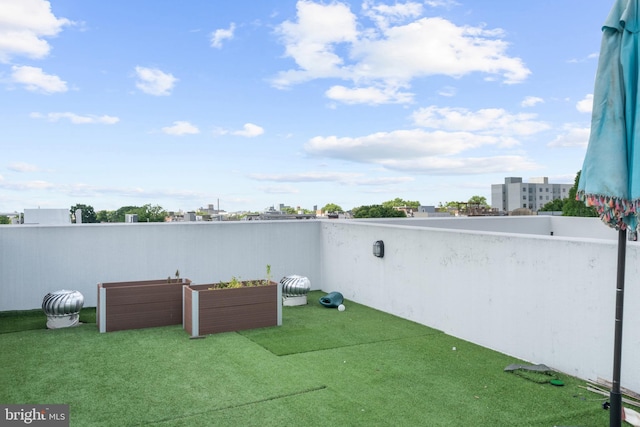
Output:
[{"xmin": 0, "ymin": 0, "xmax": 611, "ymax": 213}]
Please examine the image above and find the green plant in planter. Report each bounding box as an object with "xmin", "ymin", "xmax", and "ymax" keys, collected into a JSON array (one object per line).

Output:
[
  {"xmin": 206, "ymin": 266, "xmax": 274, "ymax": 290},
  {"xmin": 265, "ymin": 264, "xmax": 272, "ymax": 285},
  {"xmin": 228, "ymin": 276, "xmax": 242, "ymax": 288},
  {"xmin": 208, "ymin": 276, "xmax": 243, "ymax": 290},
  {"xmin": 168, "ymin": 269, "xmax": 181, "ymax": 283}
]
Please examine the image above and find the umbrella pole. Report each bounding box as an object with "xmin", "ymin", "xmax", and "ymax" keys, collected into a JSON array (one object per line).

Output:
[{"xmin": 610, "ymin": 228, "xmax": 627, "ymax": 427}]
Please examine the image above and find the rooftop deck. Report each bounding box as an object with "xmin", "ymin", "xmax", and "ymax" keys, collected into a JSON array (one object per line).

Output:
[
  {"xmin": 1, "ymin": 216, "xmax": 638, "ymax": 394},
  {"xmin": 0, "ymin": 292, "xmax": 617, "ymax": 426}
]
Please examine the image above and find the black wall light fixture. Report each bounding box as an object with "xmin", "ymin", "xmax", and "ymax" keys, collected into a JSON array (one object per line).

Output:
[{"xmin": 373, "ymin": 240, "xmax": 384, "ymax": 258}]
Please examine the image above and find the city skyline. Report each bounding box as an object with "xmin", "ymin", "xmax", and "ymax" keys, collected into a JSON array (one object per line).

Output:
[{"xmin": 1, "ymin": 1, "xmax": 608, "ymax": 213}]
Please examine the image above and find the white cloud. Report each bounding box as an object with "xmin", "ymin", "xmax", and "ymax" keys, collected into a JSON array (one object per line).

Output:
[
  {"xmin": 354, "ymin": 176, "xmax": 415, "ymax": 185},
  {"xmin": 271, "ymin": 1, "xmax": 358, "ymax": 87},
  {"xmin": 211, "ymin": 23, "xmax": 235, "ymax": 48},
  {"xmin": 521, "ymin": 96, "xmax": 544, "ymax": 107},
  {"xmin": 325, "ymin": 84, "xmax": 413, "ymax": 104},
  {"xmin": 568, "ymin": 52, "xmax": 599, "ymax": 63},
  {"xmin": 0, "ymin": 179, "xmax": 54, "ymax": 191},
  {"xmin": 303, "ymin": 105, "xmax": 547, "ymax": 175},
  {"xmin": 362, "ymin": 0, "xmax": 423, "ymax": 30},
  {"xmin": 232, "ymin": 123, "xmax": 264, "ymax": 137},
  {"xmin": 161, "ymin": 121, "xmax": 200, "ymax": 136},
  {"xmin": 377, "ymin": 155, "xmax": 539, "ymax": 174},
  {"xmin": 249, "ymin": 171, "xmax": 361, "ymax": 182},
  {"xmin": 134, "ymin": 66, "xmax": 177, "ymax": 96},
  {"xmin": 256, "ymin": 184, "xmax": 300, "ymax": 194},
  {"xmin": 63, "ymin": 184, "xmax": 206, "ymax": 200},
  {"xmin": 351, "ymin": 17, "xmax": 528, "ymax": 83},
  {"xmin": 8, "ymin": 162, "xmax": 40, "ymax": 172},
  {"xmin": 0, "ymin": 178, "xmax": 211, "ymax": 201},
  {"xmin": 412, "ymin": 105, "xmax": 549, "ymax": 137},
  {"xmin": 305, "ymin": 129, "xmax": 501, "ymax": 161},
  {"xmin": 11, "ymin": 65, "xmax": 67, "ymax": 93},
  {"xmin": 30, "ymin": 111, "xmax": 119, "ymax": 124},
  {"xmin": 437, "ymin": 86, "xmax": 457, "ymax": 97},
  {"xmin": 22, "ymin": 180, "xmax": 55, "ymax": 190},
  {"xmin": 272, "ymin": 1, "xmax": 530, "ymax": 105},
  {"xmin": 576, "ymin": 94, "xmax": 593, "ymax": 113},
  {"xmin": 548, "ymin": 125, "xmax": 590, "ymax": 148},
  {"xmin": 250, "ymin": 172, "xmax": 418, "ymax": 188},
  {"xmin": 424, "ymin": 0, "xmax": 460, "ymax": 7},
  {"xmin": 0, "ymin": 0, "xmax": 72, "ymax": 63}
]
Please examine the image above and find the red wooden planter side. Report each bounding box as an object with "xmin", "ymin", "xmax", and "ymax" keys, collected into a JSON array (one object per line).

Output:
[
  {"xmin": 98, "ymin": 279, "xmax": 189, "ymax": 332},
  {"xmin": 101, "ymin": 278, "xmax": 185, "ymax": 287},
  {"xmin": 185, "ymin": 282, "xmax": 278, "ymax": 336}
]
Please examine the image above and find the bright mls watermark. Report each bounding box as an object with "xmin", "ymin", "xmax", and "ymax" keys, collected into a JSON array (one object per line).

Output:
[{"xmin": 0, "ymin": 405, "xmax": 68, "ymax": 426}]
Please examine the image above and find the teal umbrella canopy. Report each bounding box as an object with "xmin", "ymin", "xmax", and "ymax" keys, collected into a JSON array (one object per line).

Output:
[
  {"xmin": 578, "ymin": 2, "xmax": 640, "ymax": 426},
  {"xmin": 578, "ymin": 0, "xmax": 640, "ymax": 235}
]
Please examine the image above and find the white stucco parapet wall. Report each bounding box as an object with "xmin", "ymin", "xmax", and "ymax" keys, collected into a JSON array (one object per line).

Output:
[{"xmin": 319, "ymin": 216, "xmax": 637, "ymax": 393}]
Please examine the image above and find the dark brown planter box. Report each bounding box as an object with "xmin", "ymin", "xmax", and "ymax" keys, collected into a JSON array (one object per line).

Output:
[
  {"xmin": 97, "ymin": 278, "xmax": 191, "ymax": 333},
  {"xmin": 183, "ymin": 281, "xmax": 282, "ymax": 337}
]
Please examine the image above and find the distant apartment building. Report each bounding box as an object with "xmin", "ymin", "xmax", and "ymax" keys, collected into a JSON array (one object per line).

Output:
[{"xmin": 491, "ymin": 177, "xmax": 573, "ymax": 213}]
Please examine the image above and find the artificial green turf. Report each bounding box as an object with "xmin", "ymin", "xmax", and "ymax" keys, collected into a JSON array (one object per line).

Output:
[
  {"xmin": 239, "ymin": 291, "xmax": 440, "ymax": 355},
  {"xmin": 0, "ymin": 296, "xmax": 614, "ymax": 426},
  {"xmin": 0, "ymin": 307, "xmax": 96, "ymax": 333}
]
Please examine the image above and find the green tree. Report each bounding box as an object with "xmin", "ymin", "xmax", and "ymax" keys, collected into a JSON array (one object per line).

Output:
[
  {"xmin": 96, "ymin": 210, "xmax": 116, "ymax": 223},
  {"xmin": 140, "ymin": 204, "xmax": 167, "ymax": 222},
  {"xmin": 110, "ymin": 205, "xmax": 167, "ymax": 222},
  {"xmin": 70, "ymin": 204, "xmax": 97, "ymax": 223},
  {"xmin": 128, "ymin": 204, "xmax": 167, "ymax": 222},
  {"xmin": 352, "ymin": 204, "xmax": 407, "ymax": 218},
  {"xmin": 321, "ymin": 203, "xmax": 343, "ymax": 213},
  {"xmin": 381, "ymin": 198, "xmax": 420, "ymax": 209},
  {"xmin": 111, "ymin": 206, "xmax": 138, "ymax": 222},
  {"xmin": 439, "ymin": 201, "xmax": 463, "ymax": 211},
  {"xmin": 467, "ymin": 195, "xmax": 488, "ymax": 207},
  {"xmin": 0, "ymin": 216, "xmax": 10, "ymax": 224},
  {"xmin": 540, "ymin": 198, "xmax": 565, "ymax": 212},
  {"xmin": 562, "ymin": 171, "xmax": 598, "ymax": 217}
]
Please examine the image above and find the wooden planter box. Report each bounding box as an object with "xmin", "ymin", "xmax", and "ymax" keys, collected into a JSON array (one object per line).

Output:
[
  {"xmin": 183, "ymin": 281, "xmax": 282, "ymax": 337},
  {"xmin": 97, "ymin": 278, "xmax": 191, "ymax": 333}
]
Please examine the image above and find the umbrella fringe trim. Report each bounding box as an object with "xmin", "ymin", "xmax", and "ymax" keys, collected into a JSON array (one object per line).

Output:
[{"xmin": 577, "ymin": 191, "xmax": 639, "ymax": 237}]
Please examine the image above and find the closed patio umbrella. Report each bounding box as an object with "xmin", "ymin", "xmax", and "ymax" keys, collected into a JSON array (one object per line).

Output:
[{"xmin": 577, "ymin": 0, "xmax": 640, "ymax": 425}]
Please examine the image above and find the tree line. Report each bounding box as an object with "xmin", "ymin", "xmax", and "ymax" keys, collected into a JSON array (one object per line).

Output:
[
  {"xmin": 0, "ymin": 173, "xmax": 597, "ymax": 224},
  {"xmin": 70, "ymin": 204, "xmax": 168, "ymax": 223}
]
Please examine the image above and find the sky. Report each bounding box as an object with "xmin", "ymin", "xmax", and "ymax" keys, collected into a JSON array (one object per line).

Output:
[{"xmin": 0, "ymin": 0, "xmax": 613, "ymax": 214}]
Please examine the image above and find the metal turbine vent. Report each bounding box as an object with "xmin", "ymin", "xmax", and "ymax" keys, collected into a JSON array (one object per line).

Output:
[
  {"xmin": 42, "ymin": 290, "xmax": 84, "ymax": 329},
  {"xmin": 280, "ymin": 275, "xmax": 311, "ymax": 297}
]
